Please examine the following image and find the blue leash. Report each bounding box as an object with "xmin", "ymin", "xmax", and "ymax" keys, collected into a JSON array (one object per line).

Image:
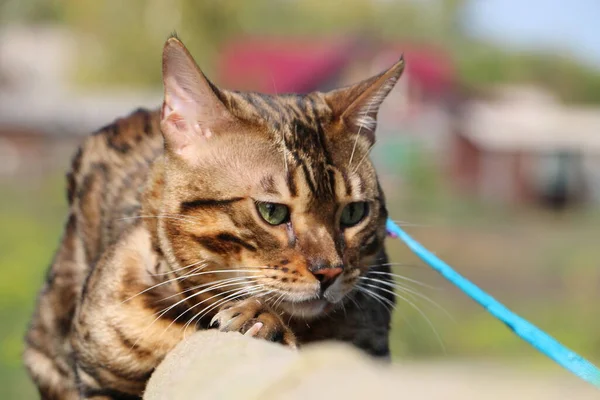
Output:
[{"xmin": 386, "ymin": 219, "xmax": 600, "ymax": 388}]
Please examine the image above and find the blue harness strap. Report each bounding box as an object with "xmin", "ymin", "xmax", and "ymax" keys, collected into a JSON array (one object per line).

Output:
[{"xmin": 386, "ymin": 218, "xmax": 600, "ymax": 388}]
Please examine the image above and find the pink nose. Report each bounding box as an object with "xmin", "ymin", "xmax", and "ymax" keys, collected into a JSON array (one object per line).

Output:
[{"xmin": 311, "ymin": 267, "xmax": 343, "ymax": 283}]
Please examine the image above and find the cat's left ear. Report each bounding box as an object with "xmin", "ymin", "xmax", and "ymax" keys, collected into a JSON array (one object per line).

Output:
[
  {"xmin": 324, "ymin": 57, "xmax": 405, "ymax": 144},
  {"xmin": 161, "ymin": 36, "xmax": 235, "ymax": 158}
]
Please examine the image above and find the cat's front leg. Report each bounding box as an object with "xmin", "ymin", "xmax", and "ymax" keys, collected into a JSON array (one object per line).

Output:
[
  {"xmin": 210, "ymin": 298, "xmax": 297, "ymax": 348},
  {"xmin": 71, "ymin": 227, "xmax": 186, "ymax": 399}
]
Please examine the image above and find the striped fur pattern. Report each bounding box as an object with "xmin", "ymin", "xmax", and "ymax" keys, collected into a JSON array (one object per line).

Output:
[{"xmin": 24, "ymin": 36, "xmax": 405, "ymax": 399}]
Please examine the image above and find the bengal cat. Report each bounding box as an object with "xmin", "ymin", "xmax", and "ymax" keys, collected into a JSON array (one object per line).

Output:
[{"xmin": 24, "ymin": 35, "xmax": 404, "ymax": 399}]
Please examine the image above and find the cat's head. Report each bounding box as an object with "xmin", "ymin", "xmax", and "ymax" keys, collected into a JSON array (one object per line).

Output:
[{"xmin": 156, "ymin": 36, "xmax": 403, "ymax": 319}]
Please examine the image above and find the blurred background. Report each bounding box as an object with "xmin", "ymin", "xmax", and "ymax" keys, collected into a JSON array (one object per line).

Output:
[{"xmin": 1, "ymin": 0, "xmax": 599, "ymax": 398}]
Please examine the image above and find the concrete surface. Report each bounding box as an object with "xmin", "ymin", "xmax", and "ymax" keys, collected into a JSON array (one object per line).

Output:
[{"xmin": 144, "ymin": 330, "xmax": 599, "ymax": 399}]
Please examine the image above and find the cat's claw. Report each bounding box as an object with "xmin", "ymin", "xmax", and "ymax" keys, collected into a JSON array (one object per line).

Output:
[
  {"xmin": 211, "ymin": 298, "xmax": 297, "ymax": 349},
  {"xmin": 243, "ymin": 322, "xmax": 264, "ymax": 336},
  {"xmin": 209, "ymin": 313, "xmax": 221, "ymax": 328}
]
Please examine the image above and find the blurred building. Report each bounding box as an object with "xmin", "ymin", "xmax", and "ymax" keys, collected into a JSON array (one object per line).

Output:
[
  {"xmin": 216, "ymin": 36, "xmax": 457, "ymax": 184},
  {"xmin": 450, "ymin": 86, "xmax": 600, "ymax": 208},
  {"xmin": 217, "ymin": 36, "xmax": 455, "ymax": 123},
  {"xmin": 0, "ymin": 25, "xmax": 161, "ymax": 177}
]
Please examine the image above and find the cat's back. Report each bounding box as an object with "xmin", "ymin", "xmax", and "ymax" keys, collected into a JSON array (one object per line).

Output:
[
  {"xmin": 68, "ymin": 108, "xmax": 163, "ymax": 264},
  {"xmin": 25, "ymin": 108, "xmax": 164, "ymax": 398}
]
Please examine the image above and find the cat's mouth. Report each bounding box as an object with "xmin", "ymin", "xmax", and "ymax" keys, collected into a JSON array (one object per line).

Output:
[
  {"xmin": 278, "ymin": 297, "xmax": 334, "ymax": 319},
  {"xmin": 266, "ymin": 275, "xmax": 353, "ymax": 319}
]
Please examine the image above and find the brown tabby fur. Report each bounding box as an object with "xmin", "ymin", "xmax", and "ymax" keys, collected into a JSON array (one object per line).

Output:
[{"xmin": 24, "ymin": 36, "xmax": 404, "ymax": 399}]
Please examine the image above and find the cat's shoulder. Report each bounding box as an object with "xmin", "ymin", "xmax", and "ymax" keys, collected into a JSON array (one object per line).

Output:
[
  {"xmin": 66, "ymin": 107, "xmax": 162, "ymax": 205},
  {"xmin": 90, "ymin": 108, "xmax": 161, "ymax": 154}
]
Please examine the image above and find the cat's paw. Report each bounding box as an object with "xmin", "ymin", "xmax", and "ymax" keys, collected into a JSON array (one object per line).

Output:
[{"xmin": 210, "ymin": 298, "xmax": 297, "ymax": 349}]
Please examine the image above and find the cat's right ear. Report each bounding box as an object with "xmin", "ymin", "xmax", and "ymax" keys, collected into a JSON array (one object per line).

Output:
[{"xmin": 161, "ymin": 36, "xmax": 234, "ymax": 158}]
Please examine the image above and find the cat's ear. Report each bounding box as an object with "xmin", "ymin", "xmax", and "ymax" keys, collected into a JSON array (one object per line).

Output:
[
  {"xmin": 324, "ymin": 57, "xmax": 405, "ymax": 144},
  {"xmin": 160, "ymin": 36, "xmax": 234, "ymax": 157}
]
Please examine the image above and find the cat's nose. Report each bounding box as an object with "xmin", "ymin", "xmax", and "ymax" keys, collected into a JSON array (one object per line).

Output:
[{"xmin": 309, "ymin": 261, "xmax": 343, "ymax": 291}]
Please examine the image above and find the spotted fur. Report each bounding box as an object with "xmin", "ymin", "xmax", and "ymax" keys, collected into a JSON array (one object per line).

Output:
[{"xmin": 24, "ymin": 36, "xmax": 405, "ymax": 399}]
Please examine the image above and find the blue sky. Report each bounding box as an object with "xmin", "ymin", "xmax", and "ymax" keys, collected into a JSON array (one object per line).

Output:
[{"xmin": 463, "ymin": 0, "xmax": 600, "ymax": 68}]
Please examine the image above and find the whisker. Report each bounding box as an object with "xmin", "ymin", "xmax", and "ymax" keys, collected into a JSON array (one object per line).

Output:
[
  {"xmin": 360, "ymin": 282, "xmax": 446, "ymax": 353},
  {"xmin": 154, "ymin": 278, "xmax": 261, "ymax": 322},
  {"xmin": 354, "ymin": 285, "xmax": 395, "ymax": 312},
  {"xmin": 262, "ymin": 292, "xmax": 278, "ymax": 308},
  {"xmin": 150, "ymin": 259, "xmax": 208, "ymax": 277},
  {"xmin": 351, "ymin": 142, "xmax": 375, "ymax": 174},
  {"xmin": 157, "ymin": 282, "xmax": 263, "ymax": 341},
  {"xmin": 347, "ymin": 80, "xmax": 387, "ymax": 170},
  {"xmin": 117, "ymin": 214, "xmax": 200, "ymax": 224},
  {"xmin": 181, "ymin": 288, "xmax": 258, "ymax": 339},
  {"xmin": 122, "ymin": 268, "xmax": 266, "ymax": 304},
  {"xmin": 363, "ymin": 262, "xmax": 427, "ymax": 270},
  {"xmin": 158, "ymin": 276, "xmax": 260, "ymax": 302},
  {"xmin": 202, "ymin": 287, "xmax": 268, "ymax": 322},
  {"xmin": 183, "ymin": 285, "xmax": 265, "ymax": 331},
  {"xmin": 352, "ymin": 285, "xmax": 420, "ymax": 336},
  {"xmin": 359, "ymin": 276, "xmax": 454, "ymax": 322},
  {"xmin": 258, "ymin": 289, "xmax": 278, "ymax": 314},
  {"xmin": 367, "ymin": 270, "xmax": 438, "ymax": 289},
  {"xmin": 122, "ymin": 266, "xmax": 209, "ymax": 304},
  {"xmin": 128, "ymin": 279, "xmax": 261, "ymax": 351},
  {"xmin": 339, "ymin": 297, "xmax": 347, "ymax": 318},
  {"xmin": 282, "ymin": 134, "xmax": 289, "ymax": 175},
  {"xmin": 273, "ymin": 292, "xmax": 287, "ymax": 310},
  {"xmin": 183, "ymin": 286, "xmax": 268, "ymax": 337},
  {"xmin": 359, "ymin": 276, "xmax": 419, "ymax": 302},
  {"xmin": 346, "ymin": 292, "xmax": 363, "ymax": 311},
  {"xmin": 390, "ymin": 219, "xmax": 432, "ymax": 228}
]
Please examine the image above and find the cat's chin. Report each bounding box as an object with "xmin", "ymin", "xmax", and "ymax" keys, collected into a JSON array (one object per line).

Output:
[{"xmin": 278, "ymin": 298, "xmax": 333, "ymax": 319}]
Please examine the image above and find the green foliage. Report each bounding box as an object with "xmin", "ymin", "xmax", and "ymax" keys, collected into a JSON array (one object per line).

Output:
[
  {"xmin": 0, "ymin": 0, "xmax": 65, "ymax": 23},
  {"xmin": 455, "ymin": 43, "xmax": 600, "ymax": 103},
  {"xmin": 0, "ymin": 178, "xmax": 67, "ymax": 399}
]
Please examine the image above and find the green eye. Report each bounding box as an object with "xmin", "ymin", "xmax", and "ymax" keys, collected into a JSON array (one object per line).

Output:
[
  {"xmin": 256, "ymin": 202, "xmax": 290, "ymax": 225},
  {"xmin": 340, "ymin": 202, "xmax": 368, "ymax": 227}
]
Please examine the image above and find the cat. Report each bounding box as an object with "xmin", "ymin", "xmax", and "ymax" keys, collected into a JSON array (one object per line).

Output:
[{"xmin": 24, "ymin": 35, "xmax": 404, "ymax": 400}]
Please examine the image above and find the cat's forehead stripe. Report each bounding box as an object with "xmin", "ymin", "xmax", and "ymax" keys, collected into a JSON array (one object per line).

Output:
[
  {"xmin": 259, "ymin": 175, "xmax": 279, "ymax": 195},
  {"xmin": 340, "ymin": 169, "xmax": 353, "ymax": 197},
  {"xmin": 286, "ymin": 165, "xmax": 298, "ymax": 197},
  {"xmin": 223, "ymin": 89, "xmax": 366, "ymax": 202}
]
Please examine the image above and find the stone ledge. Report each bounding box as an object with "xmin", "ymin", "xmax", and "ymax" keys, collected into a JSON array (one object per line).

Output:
[{"xmin": 144, "ymin": 331, "xmax": 599, "ymax": 399}]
